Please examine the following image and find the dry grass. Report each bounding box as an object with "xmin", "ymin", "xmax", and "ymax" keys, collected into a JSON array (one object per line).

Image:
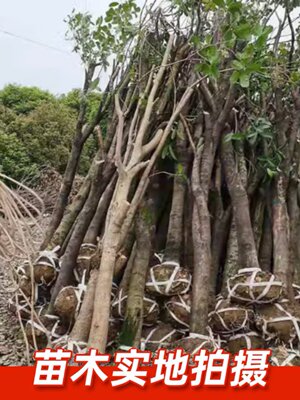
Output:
[{"xmin": 0, "ymin": 173, "xmax": 44, "ymax": 261}]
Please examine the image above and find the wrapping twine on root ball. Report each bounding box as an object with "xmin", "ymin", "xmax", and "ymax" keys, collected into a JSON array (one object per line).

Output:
[
  {"xmin": 270, "ymin": 346, "xmax": 300, "ymax": 366},
  {"xmin": 33, "ymin": 247, "xmax": 60, "ymax": 286},
  {"xmin": 170, "ymin": 333, "xmax": 221, "ymax": 356},
  {"xmin": 145, "ymin": 261, "xmax": 192, "ymax": 297},
  {"xmin": 111, "ymin": 288, "xmax": 160, "ymax": 325},
  {"xmin": 52, "ymin": 335, "xmax": 88, "ymax": 354},
  {"xmin": 226, "ymin": 331, "xmax": 266, "ymax": 353},
  {"xmin": 164, "ymin": 293, "xmax": 191, "ymax": 330},
  {"xmin": 25, "ymin": 314, "xmax": 67, "ymax": 349},
  {"xmin": 227, "ymin": 268, "xmax": 283, "ymax": 305},
  {"xmin": 209, "ymin": 297, "xmax": 255, "ymax": 337},
  {"xmin": 141, "ymin": 322, "xmax": 184, "ymax": 352},
  {"xmin": 255, "ymin": 302, "xmax": 300, "ymax": 346},
  {"xmin": 53, "ymin": 280, "xmax": 86, "ymax": 323},
  {"xmin": 75, "ymin": 243, "xmax": 100, "ymax": 281},
  {"xmin": 8, "ymin": 295, "xmax": 31, "ymax": 321}
]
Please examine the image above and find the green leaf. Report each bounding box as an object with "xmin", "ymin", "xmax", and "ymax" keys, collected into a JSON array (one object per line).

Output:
[
  {"xmin": 213, "ymin": 0, "xmax": 225, "ymax": 7},
  {"xmin": 232, "ymin": 59, "xmax": 245, "ymax": 71},
  {"xmin": 224, "ymin": 132, "xmax": 245, "ymax": 142},
  {"xmin": 239, "ymin": 73, "xmax": 250, "ymax": 88},
  {"xmin": 230, "ymin": 70, "xmax": 240, "ymax": 85},
  {"xmin": 191, "ymin": 35, "xmax": 201, "ymax": 47},
  {"xmin": 235, "ymin": 23, "xmax": 252, "ymax": 40},
  {"xmin": 169, "ymin": 144, "xmax": 177, "ymax": 161},
  {"xmin": 247, "ymin": 63, "xmax": 262, "ymax": 73},
  {"xmin": 267, "ymin": 168, "xmax": 277, "ymax": 178},
  {"xmin": 89, "ymin": 77, "xmax": 100, "ymax": 91},
  {"xmin": 202, "ymin": 45, "xmax": 219, "ymax": 64},
  {"xmin": 109, "ymin": 2, "xmax": 119, "ymax": 7},
  {"xmin": 209, "ymin": 63, "xmax": 220, "ymax": 79}
]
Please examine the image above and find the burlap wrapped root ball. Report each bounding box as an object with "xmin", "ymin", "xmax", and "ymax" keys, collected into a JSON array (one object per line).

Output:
[
  {"xmin": 146, "ymin": 261, "xmax": 192, "ymax": 297},
  {"xmin": 209, "ymin": 297, "xmax": 254, "ymax": 336},
  {"xmin": 279, "ymin": 284, "xmax": 300, "ymax": 304},
  {"xmin": 13, "ymin": 261, "xmax": 31, "ymax": 281},
  {"xmin": 270, "ymin": 346, "xmax": 300, "ymax": 366},
  {"xmin": 165, "ymin": 294, "xmax": 191, "ymax": 330},
  {"xmin": 141, "ymin": 323, "xmax": 184, "ymax": 352},
  {"xmin": 75, "ymin": 243, "xmax": 100, "ymax": 281},
  {"xmin": 18, "ymin": 275, "xmax": 33, "ymax": 298},
  {"xmin": 111, "ymin": 289, "xmax": 159, "ymax": 325},
  {"xmin": 25, "ymin": 314, "xmax": 67, "ymax": 349},
  {"xmin": 255, "ymin": 302, "xmax": 300, "ymax": 345},
  {"xmin": 227, "ymin": 268, "xmax": 283, "ymax": 305},
  {"xmin": 227, "ymin": 332, "xmax": 265, "ymax": 353},
  {"xmin": 53, "ymin": 284, "xmax": 85, "ymax": 323},
  {"xmin": 170, "ymin": 334, "xmax": 220, "ymax": 356},
  {"xmin": 33, "ymin": 248, "xmax": 60, "ymax": 286},
  {"xmin": 8, "ymin": 295, "xmax": 31, "ymax": 321},
  {"xmin": 53, "ymin": 335, "xmax": 88, "ymax": 354}
]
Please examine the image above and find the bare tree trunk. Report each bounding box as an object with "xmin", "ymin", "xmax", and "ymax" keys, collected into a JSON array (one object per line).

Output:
[
  {"xmin": 84, "ymin": 174, "xmax": 118, "ymax": 245},
  {"xmin": 273, "ymin": 176, "xmax": 292, "ymax": 295},
  {"xmin": 49, "ymin": 159, "xmax": 116, "ymax": 309},
  {"xmin": 164, "ymin": 134, "xmax": 189, "ymax": 263},
  {"xmin": 51, "ymin": 173, "xmax": 91, "ymax": 249},
  {"xmin": 41, "ymin": 65, "xmax": 97, "ymax": 249},
  {"xmin": 222, "ymin": 138, "xmax": 259, "ymax": 270},
  {"xmin": 259, "ymin": 203, "xmax": 273, "ymax": 272},
  {"xmin": 120, "ymin": 202, "xmax": 154, "ymax": 348},
  {"xmin": 69, "ymin": 269, "xmax": 97, "ymax": 343},
  {"xmin": 190, "ymin": 137, "xmax": 212, "ymax": 334}
]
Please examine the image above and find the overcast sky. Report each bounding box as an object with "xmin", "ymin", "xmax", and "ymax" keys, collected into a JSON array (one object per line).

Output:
[
  {"xmin": 0, "ymin": 1, "xmax": 296, "ymax": 95},
  {"xmin": 0, "ymin": 0, "xmax": 143, "ymax": 95}
]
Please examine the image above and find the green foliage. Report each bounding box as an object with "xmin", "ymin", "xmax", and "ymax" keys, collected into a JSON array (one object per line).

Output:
[
  {"xmin": 193, "ymin": 0, "xmax": 273, "ymax": 86},
  {"xmin": 66, "ymin": 0, "xmax": 140, "ymax": 67},
  {"xmin": 0, "ymin": 84, "xmax": 55, "ymax": 114},
  {"xmin": 225, "ymin": 117, "xmax": 284, "ymax": 181},
  {"xmin": 0, "ymin": 82, "xmax": 105, "ymax": 181},
  {"xmin": 0, "ymin": 131, "xmax": 39, "ymax": 181},
  {"xmin": 59, "ymin": 89, "xmax": 102, "ymax": 122},
  {"xmin": 11, "ymin": 102, "xmax": 77, "ymax": 174},
  {"xmin": 225, "ymin": 118, "xmax": 274, "ymax": 145}
]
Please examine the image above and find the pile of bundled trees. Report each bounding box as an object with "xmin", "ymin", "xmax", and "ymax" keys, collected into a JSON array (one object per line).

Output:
[{"xmin": 9, "ymin": 0, "xmax": 300, "ymax": 365}]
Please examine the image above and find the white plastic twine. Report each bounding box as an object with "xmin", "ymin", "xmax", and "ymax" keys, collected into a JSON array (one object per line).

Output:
[
  {"xmin": 271, "ymin": 348, "xmax": 300, "ymax": 366},
  {"xmin": 77, "ymin": 243, "xmax": 97, "ymax": 262},
  {"xmin": 33, "ymin": 246, "xmax": 60, "ymax": 286},
  {"xmin": 74, "ymin": 243, "xmax": 97, "ymax": 283},
  {"xmin": 52, "ymin": 335, "xmax": 87, "ymax": 354},
  {"xmin": 112, "ymin": 288, "xmax": 158, "ymax": 321},
  {"xmin": 26, "ymin": 314, "xmax": 61, "ymax": 346},
  {"xmin": 165, "ymin": 295, "xmax": 190, "ymax": 329},
  {"xmin": 280, "ymin": 284, "xmax": 300, "ymax": 304},
  {"xmin": 258, "ymin": 303, "xmax": 300, "ymax": 346},
  {"xmin": 228, "ymin": 332, "xmax": 261, "ymax": 349},
  {"xmin": 14, "ymin": 261, "xmax": 30, "ymax": 277},
  {"xmin": 141, "ymin": 325, "xmax": 179, "ymax": 351},
  {"xmin": 146, "ymin": 261, "xmax": 192, "ymax": 296},
  {"xmin": 208, "ymin": 297, "xmax": 251, "ymax": 334},
  {"xmin": 74, "ymin": 270, "xmax": 87, "ymax": 315},
  {"xmin": 8, "ymin": 297, "xmax": 30, "ymax": 319},
  {"xmin": 227, "ymin": 267, "xmax": 283, "ymax": 304},
  {"xmin": 184, "ymin": 332, "xmax": 220, "ymax": 355}
]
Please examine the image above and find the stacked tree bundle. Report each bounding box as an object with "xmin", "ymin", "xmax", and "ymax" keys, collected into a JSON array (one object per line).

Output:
[{"xmin": 8, "ymin": 1, "xmax": 300, "ymax": 365}]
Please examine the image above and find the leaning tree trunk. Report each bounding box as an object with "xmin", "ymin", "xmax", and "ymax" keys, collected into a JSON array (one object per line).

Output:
[
  {"xmin": 119, "ymin": 202, "xmax": 155, "ymax": 348},
  {"xmin": 163, "ymin": 134, "xmax": 189, "ymax": 264},
  {"xmin": 41, "ymin": 65, "xmax": 97, "ymax": 249},
  {"xmin": 222, "ymin": 136, "xmax": 260, "ymax": 270}
]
